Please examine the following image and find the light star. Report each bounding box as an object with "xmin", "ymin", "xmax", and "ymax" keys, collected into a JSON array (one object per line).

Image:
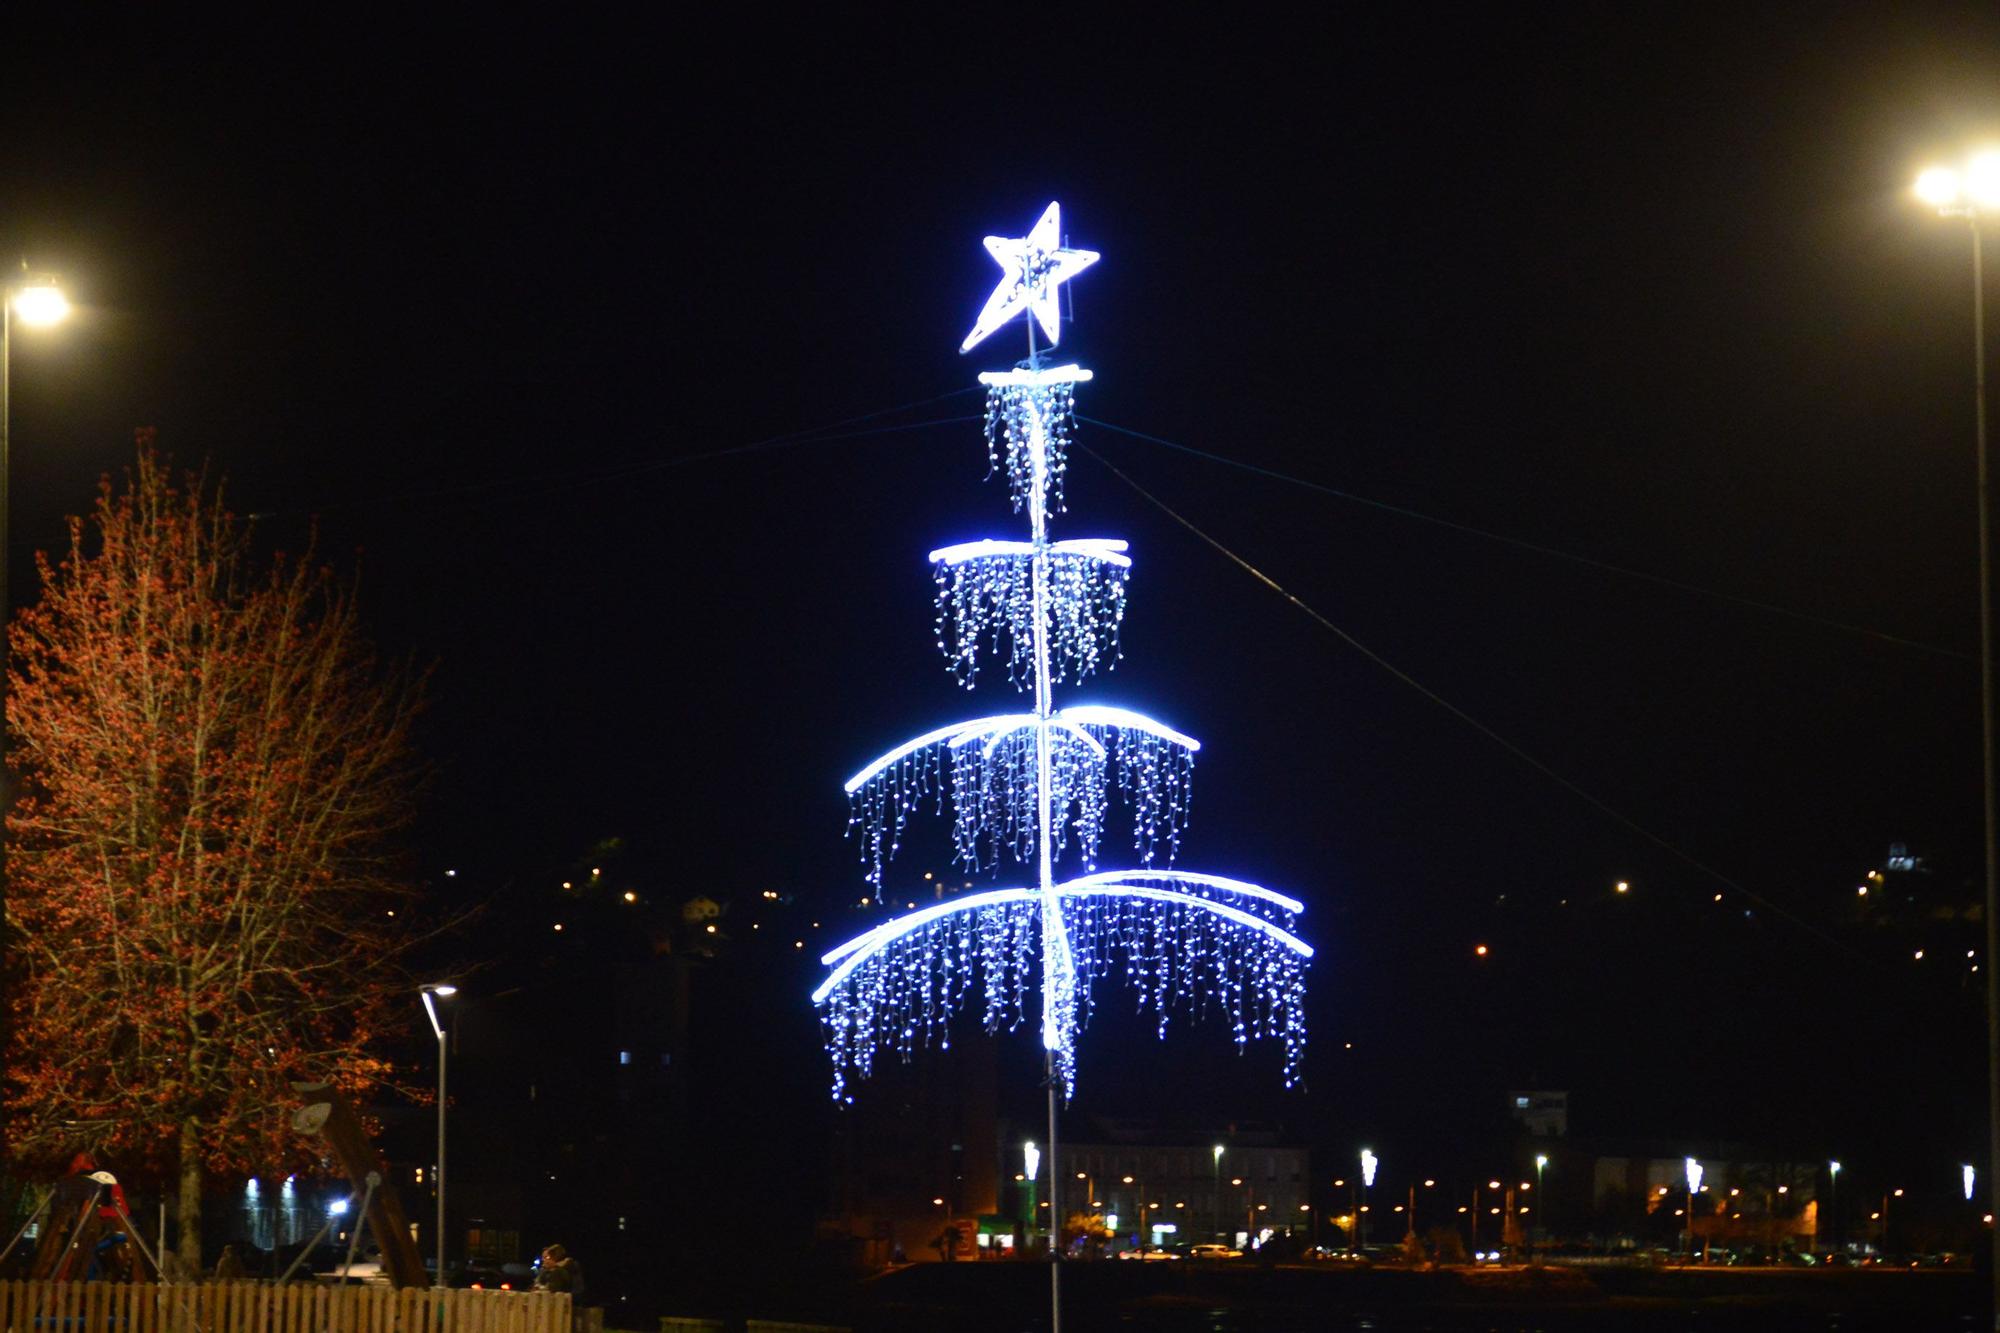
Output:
[{"xmin": 959, "ymin": 201, "xmax": 1100, "ymax": 354}]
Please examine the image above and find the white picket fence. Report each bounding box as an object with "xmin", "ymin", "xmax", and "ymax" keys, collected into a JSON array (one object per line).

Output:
[{"xmin": 0, "ymin": 1280, "xmax": 570, "ymax": 1333}]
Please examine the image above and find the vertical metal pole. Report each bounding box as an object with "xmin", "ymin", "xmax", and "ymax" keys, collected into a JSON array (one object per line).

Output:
[
  {"xmin": 1045, "ymin": 1067, "xmax": 1059, "ymax": 1329},
  {"xmin": 436, "ymin": 1024, "xmax": 447, "ymax": 1286},
  {"xmin": 1212, "ymin": 1152, "xmax": 1220, "ymax": 1242},
  {"xmin": 1, "ymin": 290, "xmax": 11, "ymax": 1170},
  {"xmin": 1970, "ymin": 215, "xmax": 2000, "ymax": 1331},
  {"xmin": 1023, "ymin": 323, "xmax": 1061, "ymax": 1333}
]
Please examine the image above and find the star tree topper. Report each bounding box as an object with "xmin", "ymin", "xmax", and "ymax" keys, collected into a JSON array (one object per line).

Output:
[{"xmin": 959, "ymin": 201, "xmax": 1101, "ymax": 354}]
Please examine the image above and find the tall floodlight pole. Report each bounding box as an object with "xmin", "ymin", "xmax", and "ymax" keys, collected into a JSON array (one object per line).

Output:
[
  {"xmin": 1359, "ymin": 1150, "xmax": 1377, "ymax": 1250},
  {"xmin": 419, "ymin": 984, "xmax": 457, "ymax": 1286},
  {"xmin": 0, "ymin": 272, "xmax": 70, "ymax": 1156},
  {"xmin": 813, "ymin": 204, "xmax": 1313, "ymax": 1333},
  {"xmin": 1685, "ymin": 1158, "xmax": 1703, "ymax": 1262},
  {"xmin": 1915, "ymin": 153, "xmax": 2000, "ymax": 1325}
]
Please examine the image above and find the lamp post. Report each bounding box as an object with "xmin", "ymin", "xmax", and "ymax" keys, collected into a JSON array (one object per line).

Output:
[
  {"xmin": 1828, "ymin": 1161, "xmax": 1841, "ymax": 1250},
  {"xmin": 1212, "ymin": 1145, "xmax": 1224, "ymax": 1242},
  {"xmin": 1024, "ymin": 1141, "xmax": 1041, "ymax": 1255},
  {"xmin": 1915, "ymin": 150, "xmax": 2000, "ymax": 1316},
  {"xmin": 1359, "ymin": 1149, "xmax": 1377, "ymax": 1252},
  {"xmin": 0, "ymin": 273, "xmax": 70, "ymax": 1140},
  {"xmin": 1534, "ymin": 1155, "xmax": 1548, "ymax": 1260},
  {"xmin": 1120, "ymin": 1175, "xmax": 1146, "ymax": 1247},
  {"xmin": 419, "ymin": 983, "xmax": 457, "ymax": 1286},
  {"xmin": 1685, "ymin": 1159, "xmax": 1703, "ymax": 1263}
]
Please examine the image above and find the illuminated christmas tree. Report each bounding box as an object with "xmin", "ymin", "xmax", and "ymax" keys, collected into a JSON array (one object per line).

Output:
[{"xmin": 812, "ymin": 202, "xmax": 1311, "ymax": 1272}]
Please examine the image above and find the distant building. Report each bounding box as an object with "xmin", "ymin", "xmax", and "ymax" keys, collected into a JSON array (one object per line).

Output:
[
  {"xmin": 1509, "ymin": 1090, "xmax": 1568, "ymax": 1138},
  {"xmin": 1015, "ymin": 1119, "xmax": 1310, "ymax": 1251},
  {"xmin": 1590, "ymin": 1150, "xmax": 1824, "ymax": 1249},
  {"xmin": 822, "ymin": 1038, "xmax": 1000, "ymax": 1266}
]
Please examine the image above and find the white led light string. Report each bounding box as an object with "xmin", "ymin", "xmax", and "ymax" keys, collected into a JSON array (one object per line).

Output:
[{"xmin": 816, "ymin": 200, "xmax": 1311, "ymax": 1115}]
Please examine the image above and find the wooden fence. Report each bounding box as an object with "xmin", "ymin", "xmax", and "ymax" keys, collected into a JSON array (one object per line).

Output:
[{"xmin": 0, "ymin": 1281, "xmax": 570, "ymax": 1333}]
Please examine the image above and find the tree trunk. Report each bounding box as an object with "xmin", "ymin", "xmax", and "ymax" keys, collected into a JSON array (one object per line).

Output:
[{"xmin": 177, "ymin": 1118, "xmax": 203, "ymax": 1274}]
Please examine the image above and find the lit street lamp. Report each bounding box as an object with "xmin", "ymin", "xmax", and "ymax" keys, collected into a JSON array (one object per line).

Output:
[
  {"xmin": 1212, "ymin": 1145, "xmax": 1224, "ymax": 1242},
  {"xmin": 419, "ymin": 983, "xmax": 457, "ymax": 1286},
  {"xmin": 1534, "ymin": 1155, "xmax": 1548, "ymax": 1260},
  {"xmin": 1120, "ymin": 1174, "xmax": 1148, "ymax": 1243},
  {"xmin": 1828, "ymin": 1161, "xmax": 1841, "ymax": 1249},
  {"xmin": 1359, "ymin": 1149, "xmax": 1377, "ymax": 1250},
  {"xmin": 1685, "ymin": 1158, "xmax": 1703, "ymax": 1262},
  {"xmin": 0, "ymin": 273, "xmax": 71, "ymax": 1101},
  {"xmin": 1024, "ymin": 1141, "xmax": 1041, "ymax": 1251},
  {"xmin": 1915, "ymin": 148, "xmax": 2000, "ymax": 1303}
]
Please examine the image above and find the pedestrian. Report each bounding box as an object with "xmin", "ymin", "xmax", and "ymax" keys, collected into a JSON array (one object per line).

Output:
[
  {"xmin": 214, "ymin": 1245, "xmax": 246, "ymax": 1281},
  {"xmin": 535, "ymin": 1244, "xmax": 583, "ymax": 1300}
]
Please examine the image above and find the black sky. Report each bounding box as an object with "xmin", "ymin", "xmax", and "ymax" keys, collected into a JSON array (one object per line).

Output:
[{"xmin": 3, "ymin": 6, "xmax": 2000, "ymax": 1197}]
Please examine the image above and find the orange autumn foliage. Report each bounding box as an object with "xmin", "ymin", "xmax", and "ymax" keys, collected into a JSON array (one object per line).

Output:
[{"xmin": 7, "ymin": 438, "xmax": 424, "ymax": 1262}]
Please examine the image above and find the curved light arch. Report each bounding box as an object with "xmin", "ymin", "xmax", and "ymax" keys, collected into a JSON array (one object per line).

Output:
[
  {"xmin": 814, "ymin": 887, "xmax": 1039, "ymax": 1000},
  {"xmin": 1060, "ymin": 705, "xmax": 1201, "ymax": 752},
  {"xmin": 845, "ymin": 705, "xmax": 1200, "ymax": 794},
  {"xmin": 812, "ymin": 875, "xmax": 1312, "ymax": 1005},
  {"xmin": 930, "ymin": 537, "xmax": 1130, "ymax": 568},
  {"xmin": 1060, "ymin": 884, "xmax": 1313, "ymax": 958},
  {"xmin": 1065, "ymin": 869, "xmax": 1304, "ymax": 917},
  {"xmin": 843, "ymin": 715, "xmax": 1020, "ymax": 792}
]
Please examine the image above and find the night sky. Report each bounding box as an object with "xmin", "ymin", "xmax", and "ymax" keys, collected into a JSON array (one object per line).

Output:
[{"xmin": 4, "ymin": 6, "xmax": 2000, "ymax": 1211}]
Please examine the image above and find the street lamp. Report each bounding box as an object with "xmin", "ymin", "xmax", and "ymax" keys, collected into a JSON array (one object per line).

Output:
[
  {"xmin": 1120, "ymin": 1174, "xmax": 1147, "ymax": 1243},
  {"xmin": 0, "ymin": 273, "xmax": 71, "ymax": 1096},
  {"xmin": 1024, "ymin": 1142, "xmax": 1041, "ymax": 1252},
  {"xmin": 1916, "ymin": 147, "xmax": 2000, "ymax": 1301},
  {"xmin": 1359, "ymin": 1149, "xmax": 1377, "ymax": 1251},
  {"xmin": 1828, "ymin": 1161, "xmax": 1841, "ymax": 1249},
  {"xmin": 1534, "ymin": 1155, "xmax": 1549, "ymax": 1260},
  {"xmin": 1685, "ymin": 1158, "xmax": 1703, "ymax": 1262},
  {"xmin": 419, "ymin": 983, "xmax": 457, "ymax": 1287},
  {"xmin": 1212, "ymin": 1145, "xmax": 1224, "ymax": 1242}
]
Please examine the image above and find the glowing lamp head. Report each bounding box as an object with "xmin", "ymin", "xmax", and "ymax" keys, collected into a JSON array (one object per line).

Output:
[
  {"xmin": 12, "ymin": 282, "xmax": 68, "ymax": 327},
  {"xmin": 1966, "ymin": 1164, "xmax": 1977, "ymax": 1202},
  {"xmin": 1917, "ymin": 166, "xmax": 1963, "ymax": 208},
  {"xmin": 1829, "ymin": 1160, "xmax": 1840, "ymax": 1177},
  {"xmin": 1360, "ymin": 1149, "xmax": 1378, "ymax": 1188},
  {"xmin": 1024, "ymin": 1141, "xmax": 1040, "ymax": 1181},
  {"xmin": 1536, "ymin": 1155, "xmax": 1549, "ymax": 1169},
  {"xmin": 1213, "ymin": 1144, "xmax": 1225, "ymax": 1162},
  {"xmin": 1685, "ymin": 1158, "xmax": 1703, "ymax": 1195},
  {"xmin": 425, "ymin": 983, "xmax": 458, "ymax": 997}
]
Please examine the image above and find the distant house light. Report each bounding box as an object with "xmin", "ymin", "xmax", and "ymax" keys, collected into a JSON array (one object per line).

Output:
[{"xmin": 618, "ymin": 1050, "xmax": 632, "ymax": 1066}]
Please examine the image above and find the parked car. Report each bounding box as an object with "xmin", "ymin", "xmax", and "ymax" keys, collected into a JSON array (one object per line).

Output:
[{"xmin": 1186, "ymin": 1243, "xmax": 1242, "ymax": 1260}]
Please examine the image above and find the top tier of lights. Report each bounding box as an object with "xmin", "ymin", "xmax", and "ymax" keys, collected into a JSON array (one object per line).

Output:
[
  {"xmin": 960, "ymin": 202, "xmax": 1100, "ymax": 355},
  {"xmin": 1915, "ymin": 151, "xmax": 2000, "ymax": 215}
]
